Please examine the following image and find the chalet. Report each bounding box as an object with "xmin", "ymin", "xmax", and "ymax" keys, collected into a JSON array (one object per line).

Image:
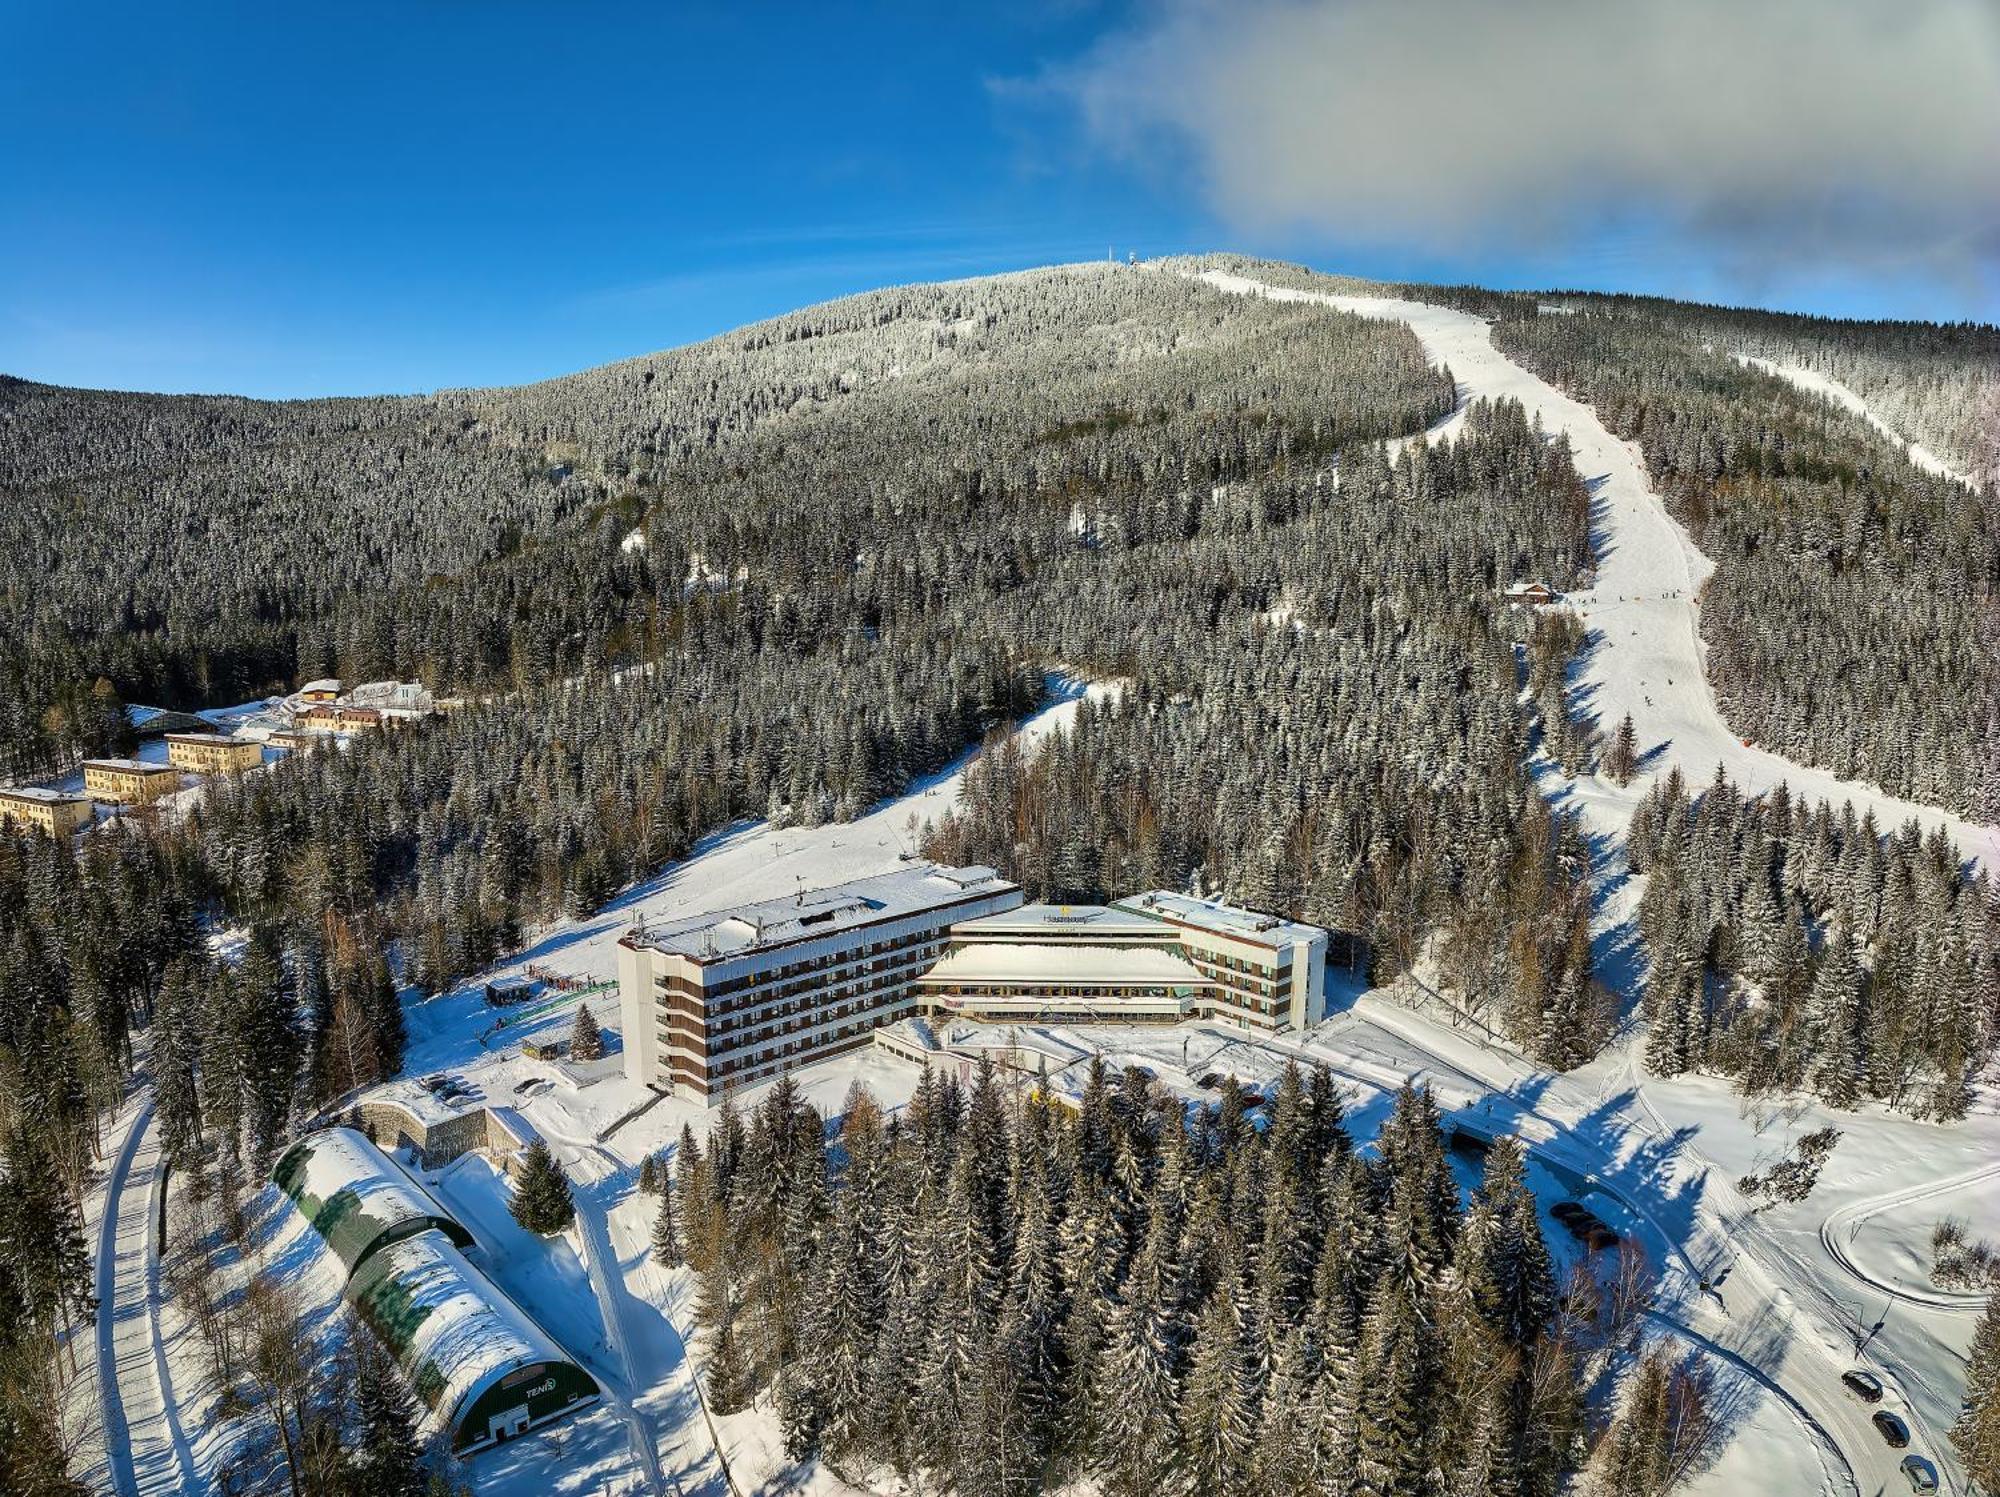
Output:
[
  {"xmin": 0, "ymin": 787, "xmax": 93, "ymax": 838},
  {"xmin": 82, "ymin": 758, "xmax": 180, "ymax": 806},
  {"xmin": 166, "ymin": 732, "xmax": 263, "ymax": 775},
  {"xmin": 298, "ymin": 678, "xmax": 342, "ymax": 703},
  {"xmin": 1504, "ymin": 581, "xmax": 1557, "ymax": 607}
]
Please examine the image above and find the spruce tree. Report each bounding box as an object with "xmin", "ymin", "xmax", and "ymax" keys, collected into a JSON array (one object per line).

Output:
[
  {"xmin": 1606, "ymin": 713, "xmax": 1639, "ymax": 785},
  {"xmin": 651, "ymin": 1179, "xmax": 683, "ymax": 1267},
  {"xmin": 509, "ymin": 1140, "xmax": 575, "ymax": 1235},
  {"xmin": 350, "ymin": 1322, "xmax": 425, "ymax": 1497},
  {"xmin": 569, "ymin": 1003, "xmax": 605, "ymax": 1062},
  {"xmin": 1951, "ymin": 1288, "xmax": 2000, "ymax": 1490},
  {"xmin": 1180, "ymin": 1283, "xmax": 1260, "ymax": 1495}
]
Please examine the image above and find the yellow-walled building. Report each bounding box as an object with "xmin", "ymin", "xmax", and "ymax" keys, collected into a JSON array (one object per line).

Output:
[
  {"xmin": 82, "ymin": 758, "xmax": 180, "ymax": 806},
  {"xmin": 166, "ymin": 732, "xmax": 263, "ymax": 775},
  {"xmin": 0, "ymin": 787, "xmax": 93, "ymax": 838}
]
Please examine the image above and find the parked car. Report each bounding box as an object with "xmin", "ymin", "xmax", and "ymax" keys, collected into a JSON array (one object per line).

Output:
[
  {"xmin": 1841, "ymin": 1370, "xmax": 1884, "ymax": 1403},
  {"xmin": 1899, "ymin": 1455, "xmax": 1937, "ymax": 1492},
  {"xmin": 1872, "ymin": 1411, "xmax": 1909, "ymax": 1448},
  {"xmin": 1551, "ymin": 1201, "xmax": 1621, "ymax": 1250}
]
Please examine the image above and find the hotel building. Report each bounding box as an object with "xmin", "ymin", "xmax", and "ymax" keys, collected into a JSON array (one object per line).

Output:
[
  {"xmin": 916, "ymin": 891, "xmax": 1328, "ymax": 1033},
  {"xmin": 616, "ymin": 864, "xmax": 1024, "ymax": 1100},
  {"xmin": 0, "ymin": 786, "xmax": 93, "ymax": 838},
  {"xmin": 166, "ymin": 732, "xmax": 263, "ymax": 775},
  {"xmin": 82, "ymin": 758, "xmax": 181, "ymax": 806}
]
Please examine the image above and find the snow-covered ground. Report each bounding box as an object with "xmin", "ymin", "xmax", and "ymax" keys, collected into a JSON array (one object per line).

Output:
[
  {"xmin": 82, "ymin": 648, "xmax": 1974, "ymax": 1495},
  {"xmin": 1733, "ymin": 355, "xmax": 1976, "ymax": 489},
  {"xmin": 279, "ymin": 644, "xmax": 1984, "ymax": 1495},
  {"xmin": 77, "ymin": 279, "xmax": 1996, "ymax": 1492},
  {"xmin": 1190, "ymin": 268, "xmax": 2000, "ymax": 875}
]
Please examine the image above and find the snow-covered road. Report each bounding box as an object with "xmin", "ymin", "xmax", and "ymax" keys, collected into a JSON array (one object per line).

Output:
[
  {"xmin": 89, "ymin": 1097, "xmax": 198, "ymax": 1497},
  {"xmin": 1193, "ymin": 269, "xmax": 2000, "ymax": 872}
]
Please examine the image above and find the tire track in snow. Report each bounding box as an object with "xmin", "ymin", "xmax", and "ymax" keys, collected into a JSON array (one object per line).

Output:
[{"xmin": 1818, "ymin": 1159, "xmax": 2000, "ymax": 1313}]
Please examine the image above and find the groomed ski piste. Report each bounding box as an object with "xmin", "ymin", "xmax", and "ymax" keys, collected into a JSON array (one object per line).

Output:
[
  {"xmin": 1187, "ymin": 266, "xmax": 2000, "ymax": 875},
  {"xmin": 76, "ymin": 269, "xmax": 2000, "ymax": 1496},
  {"xmin": 1730, "ymin": 355, "xmax": 1978, "ymax": 490}
]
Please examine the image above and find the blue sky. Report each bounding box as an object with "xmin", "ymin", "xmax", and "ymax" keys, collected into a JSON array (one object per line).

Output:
[{"xmin": 4, "ymin": 1, "xmax": 1993, "ymax": 398}]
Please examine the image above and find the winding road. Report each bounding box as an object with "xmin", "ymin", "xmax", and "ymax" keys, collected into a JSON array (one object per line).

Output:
[{"xmin": 1819, "ymin": 1161, "xmax": 2000, "ymax": 1313}]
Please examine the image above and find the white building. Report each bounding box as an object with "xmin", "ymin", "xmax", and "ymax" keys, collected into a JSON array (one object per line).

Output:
[
  {"xmin": 916, "ymin": 891, "xmax": 1328, "ymax": 1032},
  {"xmin": 616, "ymin": 863, "xmax": 1024, "ymax": 1100}
]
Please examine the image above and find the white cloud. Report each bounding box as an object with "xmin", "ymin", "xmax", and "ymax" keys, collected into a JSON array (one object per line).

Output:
[{"xmin": 1059, "ymin": 0, "xmax": 2000, "ymax": 277}]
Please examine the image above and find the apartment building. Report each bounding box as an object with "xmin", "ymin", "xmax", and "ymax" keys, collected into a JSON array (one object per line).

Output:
[
  {"xmin": 82, "ymin": 758, "xmax": 181, "ymax": 806},
  {"xmin": 166, "ymin": 731, "xmax": 263, "ymax": 774},
  {"xmin": 299, "ymin": 703, "xmax": 382, "ymax": 733},
  {"xmin": 916, "ymin": 891, "xmax": 1328, "ymax": 1033},
  {"xmin": 616, "ymin": 864, "xmax": 1023, "ymax": 1100},
  {"xmin": 0, "ymin": 787, "xmax": 93, "ymax": 838}
]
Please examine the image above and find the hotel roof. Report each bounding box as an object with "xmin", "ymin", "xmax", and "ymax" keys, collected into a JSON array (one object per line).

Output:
[
  {"xmin": 918, "ymin": 942, "xmax": 1208, "ymax": 989},
  {"xmin": 82, "ymin": 757, "xmax": 177, "ymax": 774},
  {"xmin": 0, "ymin": 785, "xmax": 88, "ymax": 805},
  {"xmin": 627, "ymin": 862, "xmax": 1016, "ymax": 962},
  {"xmin": 949, "ymin": 903, "xmax": 1172, "ymax": 940},
  {"xmin": 1113, "ymin": 891, "xmax": 1327, "ymax": 950},
  {"xmin": 165, "ymin": 731, "xmax": 246, "ymax": 746}
]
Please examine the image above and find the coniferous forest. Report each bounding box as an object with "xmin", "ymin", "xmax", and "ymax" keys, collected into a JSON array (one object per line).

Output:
[
  {"xmin": 680, "ymin": 1062, "xmax": 1598, "ymax": 1497},
  {"xmin": 0, "ymin": 257, "xmax": 1996, "ymax": 1491}
]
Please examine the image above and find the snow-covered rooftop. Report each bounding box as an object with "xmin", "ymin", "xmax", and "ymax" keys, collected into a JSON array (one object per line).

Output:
[
  {"xmin": 272, "ymin": 1127, "xmax": 472, "ymax": 1275},
  {"xmin": 81, "ymin": 757, "xmax": 177, "ymax": 774},
  {"xmin": 0, "ymin": 785, "xmax": 87, "ymax": 805},
  {"xmin": 1113, "ymin": 891, "xmax": 1326, "ymax": 950},
  {"xmin": 918, "ymin": 942, "xmax": 1209, "ymax": 990},
  {"xmin": 627, "ymin": 862, "xmax": 1016, "ymax": 961},
  {"xmin": 949, "ymin": 902, "xmax": 1174, "ymax": 941},
  {"xmin": 164, "ymin": 731, "xmax": 242, "ymax": 746}
]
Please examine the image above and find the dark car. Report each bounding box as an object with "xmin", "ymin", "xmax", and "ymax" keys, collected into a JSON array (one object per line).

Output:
[
  {"xmin": 1872, "ymin": 1411, "xmax": 1909, "ymax": 1448},
  {"xmin": 1551, "ymin": 1201, "xmax": 1620, "ymax": 1249},
  {"xmin": 1900, "ymin": 1455, "xmax": 1937, "ymax": 1492},
  {"xmin": 1841, "ymin": 1369, "xmax": 1884, "ymax": 1403}
]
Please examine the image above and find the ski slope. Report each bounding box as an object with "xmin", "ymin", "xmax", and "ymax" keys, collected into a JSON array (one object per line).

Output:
[
  {"xmin": 1733, "ymin": 354, "xmax": 1976, "ymax": 489},
  {"xmin": 1193, "ymin": 268, "xmax": 2000, "ymax": 872}
]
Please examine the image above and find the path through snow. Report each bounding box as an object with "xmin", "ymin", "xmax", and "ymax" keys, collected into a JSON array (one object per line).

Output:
[
  {"xmin": 1192, "ymin": 269, "xmax": 2000, "ymax": 873},
  {"xmin": 89, "ymin": 1098, "xmax": 199, "ymax": 1497}
]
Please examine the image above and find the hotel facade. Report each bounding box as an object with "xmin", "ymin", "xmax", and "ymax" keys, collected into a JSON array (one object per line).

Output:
[
  {"xmin": 166, "ymin": 732, "xmax": 263, "ymax": 774},
  {"xmin": 916, "ymin": 892, "xmax": 1328, "ymax": 1032},
  {"xmin": 616, "ymin": 864, "xmax": 1024, "ymax": 1100},
  {"xmin": 0, "ymin": 787, "xmax": 93, "ymax": 838},
  {"xmin": 617, "ymin": 868, "xmax": 1329, "ymax": 1102},
  {"xmin": 81, "ymin": 758, "xmax": 181, "ymax": 806}
]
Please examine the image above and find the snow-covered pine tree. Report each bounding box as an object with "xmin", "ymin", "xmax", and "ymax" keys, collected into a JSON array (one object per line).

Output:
[
  {"xmin": 1952, "ymin": 1288, "xmax": 2000, "ymax": 1490},
  {"xmin": 568, "ymin": 1002, "xmax": 605, "ymax": 1061},
  {"xmin": 509, "ymin": 1140, "xmax": 575, "ymax": 1235}
]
